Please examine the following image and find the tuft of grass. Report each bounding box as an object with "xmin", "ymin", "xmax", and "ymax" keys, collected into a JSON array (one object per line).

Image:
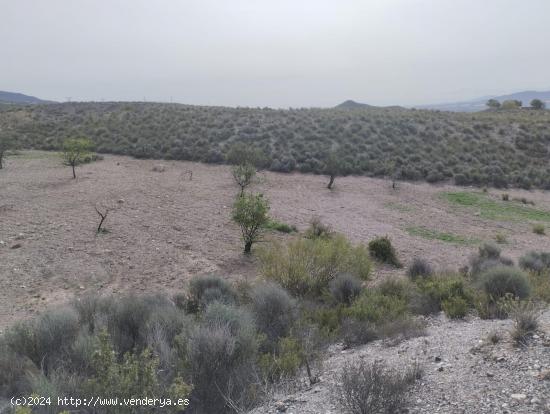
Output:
[
  {"xmin": 264, "ymin": 219, "xmax": 297, "ymax": 233},
  {"xmin": 441, "ymin": 191, "xmax": 550, "ymax": 222},
  {"xmin": 406, "ymin": 226, "xmax": 479, "ymax": 245}
]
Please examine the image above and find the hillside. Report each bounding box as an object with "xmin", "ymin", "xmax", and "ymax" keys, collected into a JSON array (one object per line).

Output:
[
  {"xmin": 1, "ymin": 102, "xmax": 550, "ymax": 189},
  {"xmin": 0, "ymin": 90, "xmax": 53, "ymax": 105},
  {"xmin": 420, "ymin": 90, "xmax": 550, "ymax": 112}
]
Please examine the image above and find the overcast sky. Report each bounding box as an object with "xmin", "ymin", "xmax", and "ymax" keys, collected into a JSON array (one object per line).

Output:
[{"xmin": 2, "ymin": 0, "xmax": 550, "ymax": 107}]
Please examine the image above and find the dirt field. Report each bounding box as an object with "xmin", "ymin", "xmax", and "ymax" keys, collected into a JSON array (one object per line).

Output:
[{"xmin": 1, "ymin": 151, "xmax": 550, "ymax": 328}]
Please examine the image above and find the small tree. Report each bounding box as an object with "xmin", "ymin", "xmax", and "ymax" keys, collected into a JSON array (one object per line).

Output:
[
  {"xmin": 531, "ymin": 99, "xmax": 546, "ymax": 110},
  {"xmin": 62, "ymin": 137, "xmax": 93, "ymax": 179},
  {"xmin": 232, "ymin": 193, "xmax": 269, "ymax": 253},
  {"xmin": 232, "ymin": 162, "xmax": 256, "ymax": 195},
  {"xmin": 324, "ymin": 151, "xmax": 343, "ymax": 190},
  {"xmin": 0, "ymin": 131, "xmax": 14, "ymax": 170},
  {"xmin": 486, "ymin": 99, "xmax": 501, "ymax": 109}
]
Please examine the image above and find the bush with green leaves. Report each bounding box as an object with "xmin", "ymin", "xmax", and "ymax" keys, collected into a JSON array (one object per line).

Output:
[
  {"xmin": 232, "ymin": 192, "xmax": 270, "ymax": 253},
  {"xmin": 61, "ymin": 137, "xmax": 94, "ymax": 178},
  {"xmin": 479, "ymin": 266, "xmax": 531, "ymax": 302},
  {"xmin": 259, "ymin": 234, "xmax": 371, "ymax": 297},
  {"xmin": 368, "ymin": 236, "xmax": 402, "ymax": 267},
  {"xmin": 414, "ymin": 274, "xmax": 473, "ymax": 317}
]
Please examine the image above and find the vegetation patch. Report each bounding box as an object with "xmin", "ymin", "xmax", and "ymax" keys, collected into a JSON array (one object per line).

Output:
[
  {"xmin": 441, "ymin": 191, "xmax": 550, "ymax": 222},
  {"xmin": 406, "ymin": 226, "xmax": 479, "ymax": 245}
]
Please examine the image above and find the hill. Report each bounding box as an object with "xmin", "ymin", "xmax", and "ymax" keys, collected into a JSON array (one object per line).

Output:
[
  {"xmin": 0, "ymin": 90, "xmax": 54, "ymax": 105},
  {"xmin": 419, "ymin": 90, "xmax": 550, "ymax": 112},
  {"xmin": 1, "ymin": 101, "xmax": 550, "ymax": 189}
]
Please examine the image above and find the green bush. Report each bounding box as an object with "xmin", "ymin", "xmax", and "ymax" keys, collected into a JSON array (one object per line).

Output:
[
  {"xmin": 479, "ymin": 266, "xmax": 531, "ymax": 302},
  {"xmin": 441, "ymin": 296, "xmax": 469, "ymax": 319},
  {"xmin": 259, "ymin": 234, "xmax": 371, "ymax": 297},
  {"xmin": 415, "ymin": 274, "xmax": 473, "ymax": 316},
  {"xmin": 368, "ymin": 236, "xmax": 402, "ymax": 267}
]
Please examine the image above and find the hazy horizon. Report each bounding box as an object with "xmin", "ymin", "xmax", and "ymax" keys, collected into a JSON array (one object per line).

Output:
[{"xmin": 2, "ymin": 0, "xmax": 550, "ymax": 108}]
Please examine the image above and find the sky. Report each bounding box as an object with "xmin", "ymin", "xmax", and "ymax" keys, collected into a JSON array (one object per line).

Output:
[{"xmin": 2, "ymin": 0, "xmax": 550, "ymax": 108}]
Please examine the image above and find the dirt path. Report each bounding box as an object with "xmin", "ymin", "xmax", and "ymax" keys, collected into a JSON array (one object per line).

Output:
[{"xmin": 1, "ymin": 152, "xmax": 550, "ymax": 327}]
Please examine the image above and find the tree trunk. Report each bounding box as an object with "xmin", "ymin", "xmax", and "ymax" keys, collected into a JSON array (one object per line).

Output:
[
  {"xmin": 244, "ymin": 241, "xmax": 252, "ymax": 254},
  {"xmin": 327, "ymin": 175, "xmax": 335, "ymax": 189}
]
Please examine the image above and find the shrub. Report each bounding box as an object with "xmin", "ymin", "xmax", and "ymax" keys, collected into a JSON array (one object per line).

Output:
[
  {"xmin": 441, "ymin": 296, "xmax": 469, "ymax": 319},
  {"xmin": 469, "ymin": 242, "xmax": 514, "ymax": 277},
  {"xmin": 533, "ymin": 224, "xmax": 545, "ymax": 235},
  {"xmin": 329, "ymin": 273, "xmax": 363, "ymax": 305},
  {"xmin": 519, "ymin": 251, "xmax": 550, "ymax": 273},
  {"xmin": 264, "ymin": 219, "xmax": 297, "ymax": 233},
  {"xmin": 4, "ymin": 307, "xmax": 80, "ymax": 375},
  {"xmin": 334, "ymin": 360, "xmax": 419, "ymax": 414},
  {"xmin": 508, "ymin": 301, "xmax": 542, "ymax": 346},
  {"xmin": 368, "ymin": 236, "xmax": 402, "ymax": 267},
  {"xmin": 479, "ymin": 266, "xmax": 531, "ymax": 302},
  {"xmin": 187, "ymin": 274, "xmax": 236, "ymax": 313},
  {"xmin": 341, "ymin": 318, "xmax": 378, "ymax": 348},
  {"xmin": 495, "ymin": 233, "xmax": 507, "ymax": 244},
  {"xmin": 250, "ymin": 283, "xmax": 296, "ymax": 351},
  {"xmin": 345, "ymin": 289, "xmax": 409, "ymax": 325},
  {"xmin": 304, "ymin": 216, "xmax": 333, "ymax": 240},
  {"xmin": 415, "ymin": 274, "xmax": 473, "ymax": 316},
  {"xmin": 232, "ymin": 192, "xmax": 270, "ymax": 253},
  {"xmin": 407, "ymin": 258, "xmax": 433, "ymax": 280},
  {"xmin": 259, "ymin": 235, "xmax": 371, "ymax": 297},
  {"xmin": 187, "ymin": 303, "xmax": 259, "ymax": 413}
]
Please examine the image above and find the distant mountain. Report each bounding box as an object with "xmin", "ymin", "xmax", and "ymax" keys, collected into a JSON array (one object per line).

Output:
[
  {"xmin": 0, "ymin": 90, "xmax": 54, "ymax": 105},
  {"xmin": 335, "ymin": 99, "xmax": 405, "ymax": 110},
  {"xmin": 418, "ymin": 90, "xmax": 550, "ymax": 112}
]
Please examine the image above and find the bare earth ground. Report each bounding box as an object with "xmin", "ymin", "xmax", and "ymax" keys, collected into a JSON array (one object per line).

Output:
[{"xmin": 1, "ymin": 151, "xmax": 550, "ymax": 329}]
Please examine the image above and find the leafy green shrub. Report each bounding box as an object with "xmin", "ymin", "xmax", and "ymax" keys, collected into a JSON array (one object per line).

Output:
[
  {"xmin": 407, "ymin": 257, "xmax": 433, "ymax": 280},
  {"xmin": 345, "ymin": 290, "xmax": 409, "ymax": 325},
  {"xmin": 479, "ymin": 266, "xmax": 531, "ymax": 302},
  {"xmin": 441, "ymin": 296, "xmax": 469, "ymax": 319},
  {"xmin": 533, "ymin": 224, "xmax": 545, "ymax": 235},
  {"xmin": 251, "ymin": 283, "xmax": 296, "ymax": 351},
  {"xmin": 259, "ymin": 235, "xmax": 371, "ymax": 297},
  {"xmin": 415, "ymin": 274, "xmax": 473, "ymax": 316},
  {"xmin": 329, "ymin": 273, "xmax": 363, "ymax": 305},
  {"xmin": 186, "ymin": 274, "xmax": 236, "ymax": 313},
  {"xmin": 232, "ymin": 192, "xmax": 270, "ymax": 253},
  {"xmin": 334, "ymin": 360, "xmax": 419, "ymax": 414},
  {"xmin": 368, "ymin": 236, "xmax": 402, "ymax": 267}
]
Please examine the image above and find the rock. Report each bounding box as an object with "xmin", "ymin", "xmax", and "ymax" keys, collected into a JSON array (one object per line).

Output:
[{"xmin": 510, "ymin": 393, "xmax": 527, "ymax": 401}]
